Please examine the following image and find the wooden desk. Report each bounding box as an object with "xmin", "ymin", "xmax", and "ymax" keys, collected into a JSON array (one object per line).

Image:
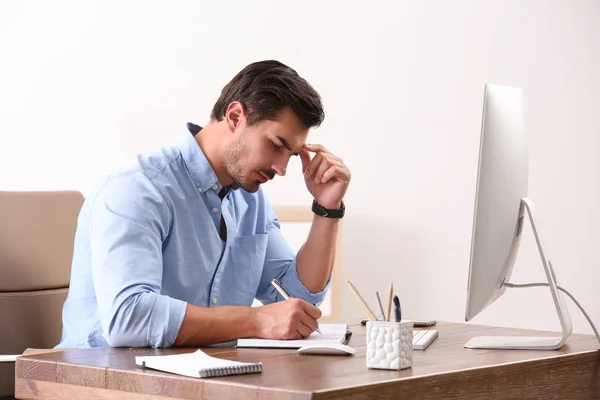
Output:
[{"xmin": 15, "ymin": 322, "xmax": 600, "ymax": 399}]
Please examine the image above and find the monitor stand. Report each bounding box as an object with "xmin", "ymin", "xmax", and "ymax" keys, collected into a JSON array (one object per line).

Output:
[{"xmin": 465, "ymin": 197, "xmax": 573, "ymax": 350}]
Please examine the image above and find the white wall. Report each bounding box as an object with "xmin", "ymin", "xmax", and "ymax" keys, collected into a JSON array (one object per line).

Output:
[{"xmin": 1, "ymin": 0, "xmax": 599, "ymax": 335}]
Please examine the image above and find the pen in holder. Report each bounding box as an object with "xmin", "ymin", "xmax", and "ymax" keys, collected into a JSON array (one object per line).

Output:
[{"xmin": 366, "ymin": 320, "xmax": 413, "ymax": 370}]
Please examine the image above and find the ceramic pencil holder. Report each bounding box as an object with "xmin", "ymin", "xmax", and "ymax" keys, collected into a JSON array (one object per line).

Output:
[{"xmin": 366, "ymin": 320, "xmax": 413, "ymax": 370}]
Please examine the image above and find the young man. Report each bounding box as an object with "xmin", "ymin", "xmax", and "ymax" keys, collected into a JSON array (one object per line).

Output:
[{"xmin": 57, "ymin": 60, "xmax": 351, "ymax": 348}]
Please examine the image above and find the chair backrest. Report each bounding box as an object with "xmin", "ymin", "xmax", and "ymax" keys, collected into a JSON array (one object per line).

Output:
[
  {"xmin": 0, "ymin": 190, "xmax": 84, "ymax": 396},
  {"xmin": 0, "ymin": 191, "xmax": 84, "ymax": 291}
]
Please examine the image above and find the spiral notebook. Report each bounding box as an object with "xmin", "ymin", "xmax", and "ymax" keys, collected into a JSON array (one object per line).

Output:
[{"xmin": 135, "ymin": 349, "xmax": 262, "ymax": 378}]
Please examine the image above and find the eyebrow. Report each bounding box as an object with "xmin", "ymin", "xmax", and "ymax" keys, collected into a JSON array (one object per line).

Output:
[{"xmin": 277, "ymin": 136, "xmax": 300, "ymax": 156}]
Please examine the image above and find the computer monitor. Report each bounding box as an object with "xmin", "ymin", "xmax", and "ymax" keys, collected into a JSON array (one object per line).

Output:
[{"xmin": 464, "ymin": 84, "xmax": 572, "ymax": 350}]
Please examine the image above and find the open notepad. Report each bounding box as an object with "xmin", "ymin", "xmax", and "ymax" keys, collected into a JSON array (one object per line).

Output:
[
  {"xmin": 237, "ymin": 323, "xmax": 350, "ymax": 349},
  {"xmin": 135, "ymin": 350, "xmax": 262, "ymax": 378}
]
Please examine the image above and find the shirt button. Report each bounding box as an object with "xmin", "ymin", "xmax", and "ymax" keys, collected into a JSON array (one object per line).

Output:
[
  {"xmin": 212, "ymin": 184, "xmax": 218, "ymax": 190},
  {"xmin": 212, "ymin": 207, "xmax": 219, "ymax": 213},
  {"xmin": 197, "ymin": 188, "xmax": 203, "ymax": 193},
  {"xmin": 212, "ymin": 297, "xmax": 218, "ymax": 304}
]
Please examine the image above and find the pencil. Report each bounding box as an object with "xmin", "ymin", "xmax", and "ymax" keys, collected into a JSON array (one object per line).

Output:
[
  {"xmin": 386, "ymin": 283, "xmax": 393, "ymax": 322},
  {"xmin": 347, "ymin": 281, "xmax": 377, "ymax": 321}
]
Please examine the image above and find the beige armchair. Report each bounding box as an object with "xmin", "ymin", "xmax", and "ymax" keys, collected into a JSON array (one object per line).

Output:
[{"xmin": 0, "ymin": 191, "xmax": 84, "ymax": 397}]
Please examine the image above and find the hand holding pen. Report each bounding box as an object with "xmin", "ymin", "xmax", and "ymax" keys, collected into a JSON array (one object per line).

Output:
[
  {"xmin": 271, "ymin": 279, "xmax": 323, "ymax": 335},
  {"xmin": 250, "ymin": 281, "xmax": 322, "ymax": 340}
]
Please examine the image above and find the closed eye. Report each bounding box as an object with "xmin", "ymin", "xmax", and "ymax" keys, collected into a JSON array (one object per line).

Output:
[{"xmin": 270, "ymin": 138, "xmax": 298, "ymax": 156}]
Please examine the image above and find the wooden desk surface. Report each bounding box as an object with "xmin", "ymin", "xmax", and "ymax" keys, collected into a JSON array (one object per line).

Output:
[{"xmin": 15, "ymin": 322, "xmax": 600, "ymax": 400}]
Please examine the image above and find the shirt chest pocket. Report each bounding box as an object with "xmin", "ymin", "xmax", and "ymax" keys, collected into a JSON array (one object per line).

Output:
[{"xmin": 229, "ymin": 234, "xmax": 268, "ymax": 296}]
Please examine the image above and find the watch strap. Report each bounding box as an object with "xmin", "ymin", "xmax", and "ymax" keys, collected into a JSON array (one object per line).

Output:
[{"xmin": 312, "ymin": 200, "xmax": 345, "ymax": 218}]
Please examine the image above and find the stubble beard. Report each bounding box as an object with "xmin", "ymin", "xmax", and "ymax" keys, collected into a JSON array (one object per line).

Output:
[{"xmin": 223, "ymin": 132, "xmax": 260, "ymax": 193}]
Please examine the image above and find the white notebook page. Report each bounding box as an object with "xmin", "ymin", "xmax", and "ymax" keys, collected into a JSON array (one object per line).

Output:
[
  {"xmin": 237, "ymin": 323, "xmax": 349, "ymax": 348},
  {"xmin": 0, "ymin": 355, "xmax": 19, "ymax": 362}
]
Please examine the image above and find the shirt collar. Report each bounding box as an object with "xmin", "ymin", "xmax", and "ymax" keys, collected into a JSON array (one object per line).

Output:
[{"xmin": 177, "ymin": 123, "xmax": 232, "ymax": 195}]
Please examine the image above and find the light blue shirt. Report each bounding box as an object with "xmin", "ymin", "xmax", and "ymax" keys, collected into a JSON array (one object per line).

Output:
[{"xmin": 57, "ymin": 125, "xmax": 329, "ymax": 348}]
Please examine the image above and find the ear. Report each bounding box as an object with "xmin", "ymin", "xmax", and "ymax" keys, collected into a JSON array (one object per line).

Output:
[{"xmin": 225, "ymin": 101, "xmax": 246, "ymax": 133}]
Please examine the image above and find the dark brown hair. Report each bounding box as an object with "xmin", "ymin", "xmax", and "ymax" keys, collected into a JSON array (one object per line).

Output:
[{"xmin": 210, "ymin": 60, "xmax": 324, "ymax": 129}]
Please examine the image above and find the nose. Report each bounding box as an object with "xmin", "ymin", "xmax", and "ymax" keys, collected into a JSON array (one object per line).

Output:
[{"xmin": 272, "ymin": 156, "xmax": 289, "ymax": 177}]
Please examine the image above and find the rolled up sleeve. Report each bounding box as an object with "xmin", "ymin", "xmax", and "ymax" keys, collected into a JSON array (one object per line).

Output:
[
  {"xmin": 89, "ymin": 172, "xmax": 187, "ymax": 348},
  {"xmin": 255, "ymin": 212, "xmax": 331, "ymax": 306}
]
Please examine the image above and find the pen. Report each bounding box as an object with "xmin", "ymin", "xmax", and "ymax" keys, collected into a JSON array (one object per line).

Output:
[
  {"xmin": 374, "ymin": 291, "xmax": 385, "ymax": 321},
  {"xmin": 271, "ymin": 279, "xmax": 322, "ymax": 335},
  {"xmin": 393, "ymin": 295, "xmax": 402, "ymax": 322}
]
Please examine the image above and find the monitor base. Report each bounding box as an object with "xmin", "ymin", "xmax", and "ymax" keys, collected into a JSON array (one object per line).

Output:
[
  {"xmin": 465, "ymin": 335, "xmax": 565, "ymax": 350},
  {"xmin": 465, "ymin": 197, "xmax": 573, "ymax": 350}
]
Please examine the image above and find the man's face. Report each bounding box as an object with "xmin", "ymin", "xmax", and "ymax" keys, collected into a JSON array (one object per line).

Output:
[{"xmin": 223, "ymin": 107, "xmax": 308, "ymax": 193}]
